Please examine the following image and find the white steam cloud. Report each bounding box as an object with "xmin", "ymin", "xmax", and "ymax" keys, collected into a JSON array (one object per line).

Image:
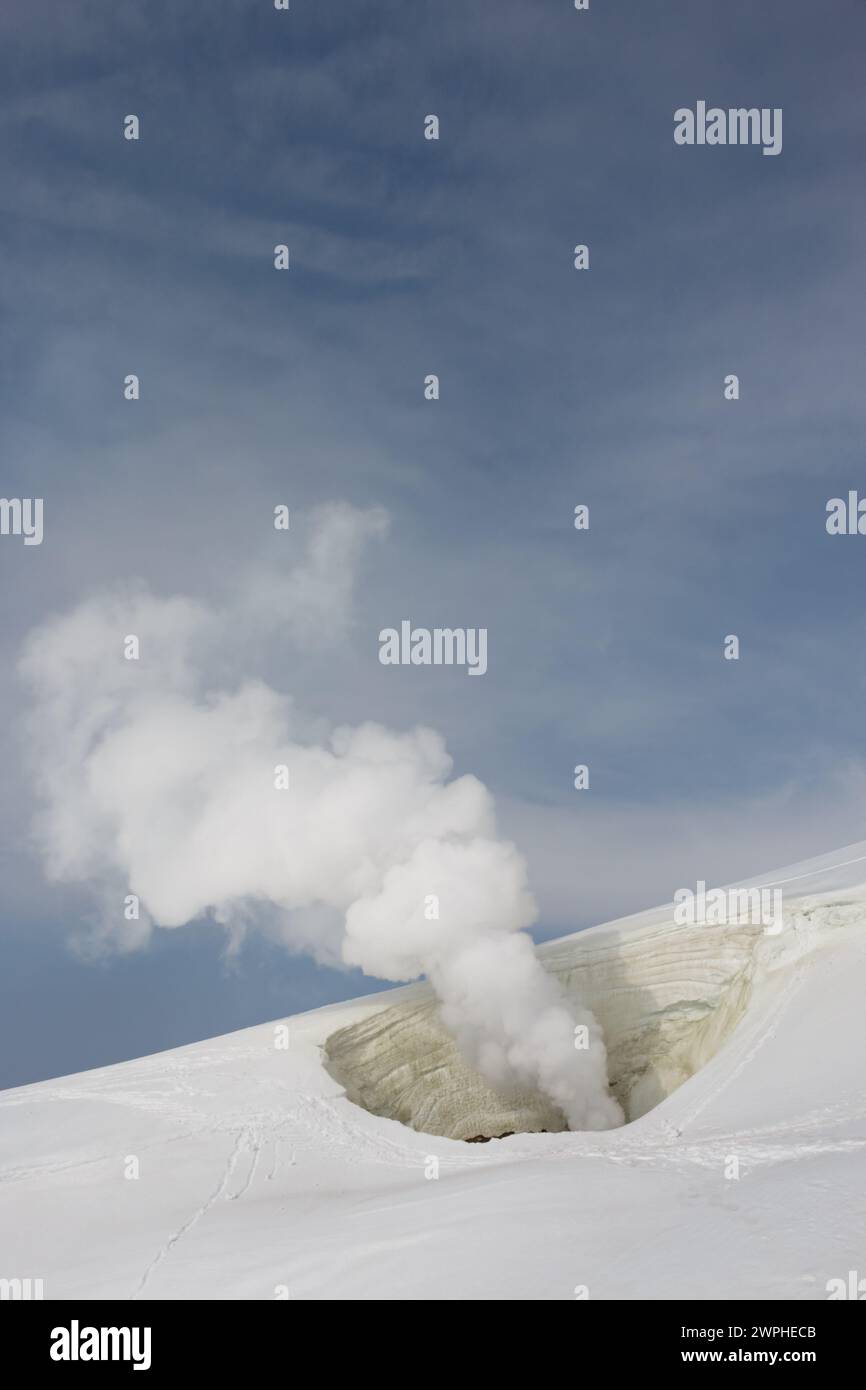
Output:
[{"xmin": 19, "ymin": 503, "xmax": 622, "ymax": 1131}]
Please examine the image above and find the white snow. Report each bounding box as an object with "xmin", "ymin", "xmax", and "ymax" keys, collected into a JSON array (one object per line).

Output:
[{"xmin": 2, "ymin": 842, "xmax": 866, "ymax": 1300}]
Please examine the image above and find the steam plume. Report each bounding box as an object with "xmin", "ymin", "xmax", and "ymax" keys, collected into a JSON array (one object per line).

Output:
[{"xmin": 18, "ymin": 504, "xmax": 622, "ymax": 1131}]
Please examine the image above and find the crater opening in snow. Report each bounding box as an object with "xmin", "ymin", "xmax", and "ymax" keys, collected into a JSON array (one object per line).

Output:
[{"xmin": 324, "ymin": 918, "xmax": 763, "ymax": 1139}]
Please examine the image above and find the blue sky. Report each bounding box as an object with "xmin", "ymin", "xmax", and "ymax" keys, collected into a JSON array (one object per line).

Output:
[{"xmin": 1, "ymin": 0, "xmax": 865, "ymax": 1088}]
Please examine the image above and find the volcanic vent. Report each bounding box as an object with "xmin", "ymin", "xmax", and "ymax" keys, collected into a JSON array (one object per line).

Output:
[{"xmin": 325, "ymin": 916, "xmax": 763, "ymax": 1140}]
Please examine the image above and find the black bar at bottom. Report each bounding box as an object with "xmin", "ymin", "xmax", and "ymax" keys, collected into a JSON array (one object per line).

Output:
[{"xmin": 3, "ymin": 1298, "xmax": 862, "ymax": 1374}]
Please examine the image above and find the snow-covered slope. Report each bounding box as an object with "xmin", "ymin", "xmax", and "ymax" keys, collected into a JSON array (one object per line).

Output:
[{"xmin": 2, "ymin": 844, "xmax": 866, "ymax": 1300}]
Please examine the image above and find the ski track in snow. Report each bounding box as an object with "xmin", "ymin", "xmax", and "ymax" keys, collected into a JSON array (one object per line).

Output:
[
  {"xmin": 666, "ymin": 960, "xmax": 809, "ymax": 1138},
  {"xmin": 128, "ymin": 1116, "xmax": 304, "ymax": 1295},
  {"xmin": 132, "ymin": 1126, "xmax": 253, "ymax": 1299}
]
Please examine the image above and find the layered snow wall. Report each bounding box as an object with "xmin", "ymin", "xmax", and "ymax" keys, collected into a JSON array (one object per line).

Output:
[
  {"xmin": 325, "ymin": 916, "xmax": 764, "ymax": 1139},
  {"xmin": 327, "ymin": 844, "xmax": 866, "ymax": 1140}
]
